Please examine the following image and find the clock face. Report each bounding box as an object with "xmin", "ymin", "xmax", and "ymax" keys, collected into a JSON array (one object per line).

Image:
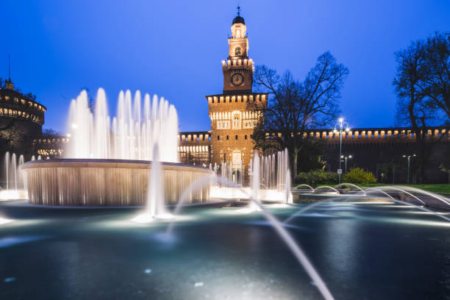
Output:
[{"xmin": 231, "ymin": 73, "xmax": 244, "ymax": 86}]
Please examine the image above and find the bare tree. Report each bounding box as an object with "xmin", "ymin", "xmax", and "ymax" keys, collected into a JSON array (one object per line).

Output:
[
  {"xmin": 423, "ymin": 32, "xmax": 450, "ymax": 119},
  {"xmin": 393, "ymin": 36, "xmax": 448, "ymax": 183},
  {"xmin": 251, "ymin": 52, "xmax": 349, "ymax": 177}
]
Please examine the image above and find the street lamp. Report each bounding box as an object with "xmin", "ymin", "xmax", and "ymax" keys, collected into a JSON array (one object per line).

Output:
[
  {"xmin": 402, "ymin": 154, "xmax": 416, "ymax": 184},
  {"xmin": 341, "ymin": 155, "xmax": 353, "ymax": 173},
  {"xmin": 334, "ymin": 118, "xmax": 350, "ymax": 183}
]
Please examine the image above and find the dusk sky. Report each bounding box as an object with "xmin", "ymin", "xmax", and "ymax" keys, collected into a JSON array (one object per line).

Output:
[{"xmin": 3, "ymin": 0, "xmax": 450, "ymax": 133}]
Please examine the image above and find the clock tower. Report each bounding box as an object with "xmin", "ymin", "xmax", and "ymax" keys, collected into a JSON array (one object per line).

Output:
[
  {"xmin": 206, "ymin": 7, "xmax": 268, "ymax": 185},
  {"xmin": 223, "ymin": 8, "xmax": 253, "ymax": 94}
]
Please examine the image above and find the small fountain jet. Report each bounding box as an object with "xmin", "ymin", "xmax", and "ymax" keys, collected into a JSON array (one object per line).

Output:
[{"xmin": 132, "ymin": 144, "xmax": 173, "ymax": 223}]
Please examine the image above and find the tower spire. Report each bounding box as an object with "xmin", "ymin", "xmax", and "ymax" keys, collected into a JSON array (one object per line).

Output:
[
  {"xmin": 237, "ymin": 5, "xmax": 241, "ymax": 16},
  {"xmin": 5, "ymin": 54, "xmax": 14, "ymax": 90}
]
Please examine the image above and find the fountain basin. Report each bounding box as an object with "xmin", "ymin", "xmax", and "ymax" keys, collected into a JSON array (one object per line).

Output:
[{"xmin": 21, "ymin": 159, "xmax": 213, "ymax": 206}]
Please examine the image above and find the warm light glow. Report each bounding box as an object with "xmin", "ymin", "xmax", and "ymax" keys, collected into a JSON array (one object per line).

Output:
[
  {"xmin": 131, "ymin": 214, "xmax": 154, "ymax": 224},
  {"xmin": 131, "ymin": 213, "xmax": 174, "ymax": 224},
  {"xmin": 339, "ymin": 117, "xmax": 344, "ymax": 123},
  {"xmin": 0, "ymin": 218, "xmax": 13, "ymax": 225},
  {"xmin": 0, "ymin": 190, "xmax": 27, "ymax": 200}
]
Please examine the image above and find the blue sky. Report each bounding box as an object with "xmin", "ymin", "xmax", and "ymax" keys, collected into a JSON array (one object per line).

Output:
[{"xmin": 2, "ymin": 0, "xmax": 450, "ymax": 133}]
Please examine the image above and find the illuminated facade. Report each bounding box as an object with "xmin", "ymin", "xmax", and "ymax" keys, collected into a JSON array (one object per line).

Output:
[
  {"xmin": 32, "ymin": 10, "xmax": 450, "ymax": 183},
  {"xmin": 0, "ymin": 79, "xmax": 46, "ymax": 154},
  {"xmin": 206, "ymin": 11, "xmax": 267, "ymax": 182}
]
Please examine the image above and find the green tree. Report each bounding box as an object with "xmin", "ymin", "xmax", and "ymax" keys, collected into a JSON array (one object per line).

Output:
[
  {"xmin": 296, "ymin": 169, "xmax": 338, "ymax": 186},
  {"xmin": 342, "ymin": 168, "xmax": 376, "ymax": 184}
]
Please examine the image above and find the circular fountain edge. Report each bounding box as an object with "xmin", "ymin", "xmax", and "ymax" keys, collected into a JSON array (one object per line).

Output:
[{"xmin": 22, "ymin": 159, "xmax": 213, "ymax": 206}]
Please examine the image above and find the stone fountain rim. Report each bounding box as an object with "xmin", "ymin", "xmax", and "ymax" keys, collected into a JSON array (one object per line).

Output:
[{"xmin": 21, "ymin": 158, "xmax": 212, "ymax": 173}]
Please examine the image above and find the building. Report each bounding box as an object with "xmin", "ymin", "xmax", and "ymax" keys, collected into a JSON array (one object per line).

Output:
[
  {"xmin": 207, "ymin": 11, "xmax": 267, "ymax": 182},
  {"xmin": 32, "ymin": 10, "xmax": 450, "ymax": 184},
  {"xmin": 0, "ymin": 78, "xmax": 46, "ymax": 155},
  {"xmin": 175, "ymin": 10, "xmax": 267, "ymax": 183}
]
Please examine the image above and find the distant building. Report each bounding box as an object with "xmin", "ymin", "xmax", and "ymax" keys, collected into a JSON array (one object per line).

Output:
[{"xmin": 0, "ymin": 78, "xmax": 46, "ymax": 156}]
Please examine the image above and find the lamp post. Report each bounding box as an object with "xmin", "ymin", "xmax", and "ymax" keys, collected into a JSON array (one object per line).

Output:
[
  {"xmin": 402, "ymin": 154, "xmax": 416, "ymax": 184},
  {"xmin": 341, "ymin": 155, "xmax": 353, "ymax": 173},
  {"xmin": 334, "ymin": 118, "xmax": 350, "ymax": 184}
]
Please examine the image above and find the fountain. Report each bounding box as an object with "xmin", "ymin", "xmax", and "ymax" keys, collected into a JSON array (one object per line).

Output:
[
  {"xmin": 285, "ymin": 169, "xmax": 293, "ymax": 204},
  {"xmin": 209, "ymin": 148, "xmax": 292, "ymax": 202},
  {"xmin": 249, "ymin": 151, "xmax": 262, "ymax": 212},
  {"xmin": 21, "ymin": 89, "xmax": 213, "ymax": 206},
  {"xmin": 0, "ymin": 152, "xmax": 27, "ymax": 200},
  {"xmin": 132, "ymin": 144, "xmax": 173, "ymax": 223}
]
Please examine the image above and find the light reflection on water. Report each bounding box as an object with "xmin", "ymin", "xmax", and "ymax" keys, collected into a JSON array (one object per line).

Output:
[
  {"xmin": 1, "ymin": 201, "xmax": 450, "ymax": 299},
  {"xmin": 0, "ymin": 236, "xmax": 50, "ymax": 248}
]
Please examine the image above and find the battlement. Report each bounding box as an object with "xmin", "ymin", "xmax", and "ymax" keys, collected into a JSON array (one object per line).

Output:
[
  {"xmin": 206, "ymin": 93, "xmax": 267, "ymax": 105},
  {"xmin": 266, "ymin": 127, "xmax": 450, "ymax": 144},
  {"xmin": 222, "ymin": 59, "xmax": 253, "ymax": 69},
  {"xmin": 178, "ymin": 131, "xmax": 211, "ymax": 143}
]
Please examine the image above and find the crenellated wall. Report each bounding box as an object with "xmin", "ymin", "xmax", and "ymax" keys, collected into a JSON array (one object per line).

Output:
[{"xmin": 262, "ymin": 127, "xmax": 450, "ymax": 145}]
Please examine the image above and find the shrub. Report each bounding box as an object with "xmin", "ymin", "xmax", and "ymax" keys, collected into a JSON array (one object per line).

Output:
[
  {"xmin": 342, "ymin": 168, "xmax": 376, "ymax": 184},
  {"xmin": 296, "ymin": 169, "xmax": 338, "ymax": 185}
]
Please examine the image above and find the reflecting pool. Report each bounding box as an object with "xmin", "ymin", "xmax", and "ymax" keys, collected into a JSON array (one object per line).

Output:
[{"xmin": 1, "ymin": 200, "xmax": 450, "ymax": 299}]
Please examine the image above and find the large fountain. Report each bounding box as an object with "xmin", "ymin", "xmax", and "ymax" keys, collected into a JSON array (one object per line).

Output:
[
  {"xmin": 21, "ymin": 89, "xmax": 213, "ymax": 206},
  {"xmin": 4, "ymin": 89, "xmax": 450, "ymax": 300}
]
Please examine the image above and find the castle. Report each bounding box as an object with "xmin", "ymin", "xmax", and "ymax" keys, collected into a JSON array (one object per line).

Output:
[{"xmin": 4, "ymin": 10, "xmax": 450, "ymax": 184}]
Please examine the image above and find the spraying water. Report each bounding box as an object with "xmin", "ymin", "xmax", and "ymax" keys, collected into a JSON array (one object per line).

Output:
[
  {"xmin": 4, "ymin": 152, "xmax": 9, "ymax": 190},
  {"xmin": 132, "ymin": 144, "xmax": 173, "ymax": 223},
  {"xmin": 285, "ymin": 169, "xmax": 293, "ymax": 204},
  {"xmin": 66, "ymin": 89, "xmax": 179, "ymax": 162},
  {"xmin": 250, "ymin": 151, "xmax": 262, "ymax": 211},
  {"xmin": 164, "ymin": 175, "xmax": 335, "ymax": 300},
  {"xmin": 1, "ymin": 152, "xmax": 27, "ymax": 200}
]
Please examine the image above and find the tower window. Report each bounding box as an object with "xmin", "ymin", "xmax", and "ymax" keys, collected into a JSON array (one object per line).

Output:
[
  {"xmin": 217, "ymin": 136, "xmax": 220, "ymax": 140},
  {"xmin": 235, "ymin": 135, "xmax": 238, "ymax": 140},
  {"xmin": 226, "ymin": 135, "xmax": 229, "ymax": 140},
  {"xmin": 245, "ymin": 135, "xmax": 248, "ymax": 140}
]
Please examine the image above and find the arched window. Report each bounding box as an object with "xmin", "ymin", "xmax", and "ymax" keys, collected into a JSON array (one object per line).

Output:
[
  {"xmin": 226, "ymin": 135, "xmax": 229, "ymax": 140},
  {"xmin": 235, "ymin": 135, "xmax": 238, "ymax": 140},
  {"xmin": 245, "ymin": 135, "xmax": 248, "ymax": 140},
  {"xmin": 217, "ymin": 135, "xmax": 220, "ymax": 140}
]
